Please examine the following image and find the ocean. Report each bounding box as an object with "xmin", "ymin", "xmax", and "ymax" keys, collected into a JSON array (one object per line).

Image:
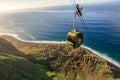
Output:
[{"xmin": 0, "ymin": 4, "xmax": 120, "ymax": 66}]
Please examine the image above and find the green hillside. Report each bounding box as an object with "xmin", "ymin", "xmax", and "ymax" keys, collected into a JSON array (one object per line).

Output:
[
  {"xmin": 0, "ymin": 38, "xmax": 51, "ymax": 80},
  {"xmin": 0, "ymin": 35, "xmax": 120, "ymax": 80}
]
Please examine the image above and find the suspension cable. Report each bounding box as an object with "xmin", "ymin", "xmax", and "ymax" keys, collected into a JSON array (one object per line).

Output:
[
  {"xmin": 71, "ymin": 0, "xmax": 76, "ymax": 10},
  {"xmin": 71, "ymin": 0, "xmax": 88, "ymax": 31},
  {"xmin": 70, "ymin": 0, "xmax": 93, "ymax": 43},
  {"xmin": 71, "ymin": 0, "xmax": 76, "ymax": 29}
]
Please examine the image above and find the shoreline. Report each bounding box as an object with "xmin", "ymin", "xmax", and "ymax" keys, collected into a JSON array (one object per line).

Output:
[
  {"xmin": 1, "ymin": 35, "xmax": 120, "ymax": 79},
  {"xmin": 0, "ymin": 34, "xmax": 120, "ymax": 68},
  {"xmin": 82, "ymin": 45, "xmax": 120, "ymax": 68}
]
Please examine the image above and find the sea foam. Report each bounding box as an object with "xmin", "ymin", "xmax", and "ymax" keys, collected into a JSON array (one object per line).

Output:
[
  {"xmin": 0, "ymin": 33, "xmax": 120, "ymax": 67},
  {"xmin": 82, "ymin": 45, "xmax": 120, "ymax": 68}
]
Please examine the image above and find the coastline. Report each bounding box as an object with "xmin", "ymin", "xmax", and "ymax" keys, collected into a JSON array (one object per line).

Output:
[
  {"xmin": 0, "ymin": 34, "xmax": 120, "ymax": 79},
  {"xmin": 1, "ymin": 34, "xmax": 120, "ymax": 68},
  {"xmin": 81, "ymin": 45, "xmax": 120, "ymax": 68}
]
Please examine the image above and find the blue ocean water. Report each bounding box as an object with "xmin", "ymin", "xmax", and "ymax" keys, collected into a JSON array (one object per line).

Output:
[{"xmin": 0, "ymin": 5, "xmax": 120, "ymax": 65}]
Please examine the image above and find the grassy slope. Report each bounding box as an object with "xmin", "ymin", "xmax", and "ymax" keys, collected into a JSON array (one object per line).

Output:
[
  {"xmin": 0, "ymin": 38, "xmax": 51, "ymax": 80},
  {"xmin": 0, "ymin": 35, "xmax": 120, "ymax": 80}
]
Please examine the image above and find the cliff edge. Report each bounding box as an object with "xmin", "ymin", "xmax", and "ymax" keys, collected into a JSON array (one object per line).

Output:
[{"xmin": 0, "ymin": 35, "xmax": 120, "ymax": 80}]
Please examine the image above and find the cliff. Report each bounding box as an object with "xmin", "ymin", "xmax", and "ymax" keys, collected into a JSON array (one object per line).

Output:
[{"xmin": 0, "ymin": 35, "xmax": 120, "ymax": 80}]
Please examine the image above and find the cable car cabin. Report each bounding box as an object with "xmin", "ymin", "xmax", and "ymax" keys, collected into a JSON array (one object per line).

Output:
[
  {"xmin": 66, "ymin": 3, "xmax": 84, "ymax": 49},
  {"xmin": 66, "ymin": 29, "xmax": 83, "ymax": 49}
]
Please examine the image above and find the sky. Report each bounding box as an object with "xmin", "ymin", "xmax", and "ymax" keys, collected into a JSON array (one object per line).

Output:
[{"xmin": 0, "ymin": 0, "xmax": 119, "ymax": 11}]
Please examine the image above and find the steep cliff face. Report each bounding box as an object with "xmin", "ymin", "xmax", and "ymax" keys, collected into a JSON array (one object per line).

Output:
[{"xmin": 0, "ymin": 35, "xmax": 120, "ymax": 80}]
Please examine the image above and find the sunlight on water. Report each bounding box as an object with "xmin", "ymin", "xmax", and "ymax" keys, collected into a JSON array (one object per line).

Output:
[{"xmin": 0, "ymin": 3, "xmax": 120, "ymax": 65}]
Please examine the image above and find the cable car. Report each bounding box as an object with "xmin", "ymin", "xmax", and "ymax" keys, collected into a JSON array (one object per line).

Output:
[
  {"xmin": 66, "ymin": 29, "xmax": 83, "ymax": 48},
  {"xmin": 66, "ymin": 4, "xmax": 83, "ymax": 49}
]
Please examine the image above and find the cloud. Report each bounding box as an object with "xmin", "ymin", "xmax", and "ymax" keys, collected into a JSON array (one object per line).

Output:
[{"xmin": 0, "ymin": 0, "xmax": 119, "ymax": 11}]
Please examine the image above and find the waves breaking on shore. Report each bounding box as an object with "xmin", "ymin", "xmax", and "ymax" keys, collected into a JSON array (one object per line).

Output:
[
  {"xmin": 81, "ymin": 45, "xmax": 120, "ymax": 68},
  {"xmin": 0, "ymin": 33, "xmax": 120, "ymax": 67}
]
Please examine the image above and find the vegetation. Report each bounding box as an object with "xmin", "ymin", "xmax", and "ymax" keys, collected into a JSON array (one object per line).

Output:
[{"xmin": 0, "ymin": 35, "xmax": 120, "ymax": 80}]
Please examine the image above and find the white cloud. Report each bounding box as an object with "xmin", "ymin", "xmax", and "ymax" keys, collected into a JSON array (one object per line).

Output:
[{"xmin": 0, "ymin": 0, "xmax": 118, "ymax": 11}]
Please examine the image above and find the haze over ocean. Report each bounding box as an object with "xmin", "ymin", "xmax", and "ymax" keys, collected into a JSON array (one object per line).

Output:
[{"xmin": 0, "ymin": 2, "xmax": 120, "ymax": 65}]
